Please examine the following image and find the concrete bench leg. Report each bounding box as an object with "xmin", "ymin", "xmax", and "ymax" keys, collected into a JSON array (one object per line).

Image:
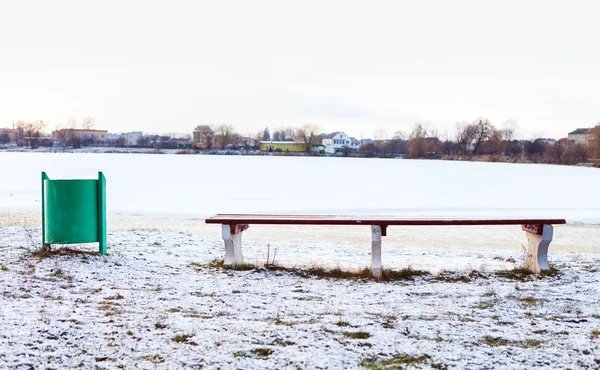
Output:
[
  {"xmin": 222, "ymin": 224, "xmax": 248, "ymax": 268},
  {"xmin": 522, "ymin": 224, "xmax": 553, "ymax": 273},
  {"xmin": 371, "ymin": 225, "xmax": 382, "ymax": 279}
]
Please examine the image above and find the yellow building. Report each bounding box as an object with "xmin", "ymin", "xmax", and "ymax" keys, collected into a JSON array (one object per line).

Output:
[{"xmin": 259, "ymin": 141, "xmax": 306, "ymax": 152}]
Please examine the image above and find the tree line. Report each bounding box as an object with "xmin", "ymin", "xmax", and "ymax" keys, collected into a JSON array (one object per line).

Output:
[
  {"xmin": 3, "ymin": 117, "xmax": 600, "ymax": 165},
  {"xmin": 358, "ymin": 118, "xmax": 600, "ymax": 164}
]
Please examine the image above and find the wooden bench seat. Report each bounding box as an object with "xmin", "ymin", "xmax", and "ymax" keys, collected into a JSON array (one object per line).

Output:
[{"xmin": 205, "ymin": 214, "xmax": 567, "ymax": 278}]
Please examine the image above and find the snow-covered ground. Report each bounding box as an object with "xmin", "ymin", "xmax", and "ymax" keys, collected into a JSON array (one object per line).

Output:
[
  {"xmin": 1, "ymin": 153, "xmax": 599, "ymax": 368},
  {"xmin": 1, "ymin": 220, "xmax": 599, "ymax": 369}
]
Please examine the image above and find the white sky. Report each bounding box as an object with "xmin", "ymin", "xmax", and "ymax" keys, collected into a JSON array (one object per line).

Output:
[{"xmin": 1, "ymin": 0, "xmax": 599, "ymax": 139}]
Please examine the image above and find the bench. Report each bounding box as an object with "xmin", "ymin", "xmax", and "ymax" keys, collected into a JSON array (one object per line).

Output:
[{"xmin": 205, "ymin": 215, "xmax": 567, "ymax": 278}]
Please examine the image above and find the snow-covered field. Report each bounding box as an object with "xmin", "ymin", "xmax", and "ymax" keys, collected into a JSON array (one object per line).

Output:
[
  {"xmin": 1, "ymin": 152, "xmax": 599, "ymax": 368},
  {"xmin": 2, "ymin": 151, "xmax": 600, "ymax": 222}
]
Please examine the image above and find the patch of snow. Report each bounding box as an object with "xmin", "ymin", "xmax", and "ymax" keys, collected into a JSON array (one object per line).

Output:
[{"xmin": 1, "ymin": 223, "xmax": 599, "ymax": 369}]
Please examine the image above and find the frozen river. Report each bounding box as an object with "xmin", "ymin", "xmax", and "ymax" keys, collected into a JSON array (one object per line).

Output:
[{"xmin": 1, "ymin": 151, "xmax": 599, "ymax": 224}]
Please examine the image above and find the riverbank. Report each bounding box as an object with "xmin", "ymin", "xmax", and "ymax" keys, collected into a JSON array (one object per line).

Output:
[{"xmin": 2, "ymin": 146, "xmax": 599, "ymax": 168}]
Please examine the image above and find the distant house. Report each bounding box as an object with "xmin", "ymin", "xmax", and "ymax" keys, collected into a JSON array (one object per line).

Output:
[
  {"xmin": 170, "ymin": 138, "xmax": 192, "ymax": 148},
  {"xmin": 322, "ymin": 132, "xmax": 353, "ymax": 154},
  {"xmin": 235, "ymin": 137, "xmax": 258, "ymax": 149},
  {"xmin": 0, "ymin": 127, "xmax": 16, "ymax": 144},
  {"xmin": 534, "ymin": 138, "xmax": 557, "ymax": 146},
  {"xmin": 125, "ymin": 131, "xmax": 143, "ymax": 146},
  {"xmin": 108, "ymin": 133, "xmax": 123, "ymax": 146},
  {"xmin": 568, "ymin": 128, "xmax": 593, "ymax": 147},
  {"xmin": 53, "ymin": 129, "xmax": 109, "ymax": 147},
  {"xmin": 193, "ymin": 126, "xmax": 214, "ymax": 150},
  {"xmin": 259, "ymin": 141, "xmax": 305, "ymax": 152}
]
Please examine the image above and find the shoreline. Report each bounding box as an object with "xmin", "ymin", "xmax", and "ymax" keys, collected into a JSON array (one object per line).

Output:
[{"xmin": 2, "ymin": 147, "xmax": 599, "ymax": 167}]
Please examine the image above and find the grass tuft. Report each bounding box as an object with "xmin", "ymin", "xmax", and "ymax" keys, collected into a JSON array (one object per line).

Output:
[
  {"xmin": 50, "ymin": 269, "xmax": 73, "ymax": 282},
  {"xmin": 343, "ymin": 331, "xmax": 371, "ymax": 339},
  {"xmin": 517, "ymin": 296, "xmax": 542, "ymax": 307},
  {"xmin": 382, "ymin": 267, "xmax": 430, "ymax": 280},
  {"xmin": 360, "ymin": 353, "xmax": 446, "ymax": 369},
  {"xmin": 172, "ymin": 333, "xmax": 197, "ymax": 345},
  {"xmin": 480, "ymin": 335, "xmax": 544, "ymax": 348},
  {"xmin": 495, "ymin": 268, "xmax": 535, "ymax": 281},
  {"xmin": 267, "ymin": 263, "xmax": 428, "ymax": 281},
  {"xmin": 540, "ymin": 267, "xmax": 561, "ymax": 277},
  {"xmin": 105, "ymin": 293, "xmax": 124, "ymax": 300},
  {"xmin": 140, "ymin": 354, "xmax": 164, "ymax": 363},
  {"xmin": 250, "ymin": 348, "xmax": 272, "ymax": 358},
  {"xmin": 190, "ymin": 259, "xmax": 224, "ymax": 269}
]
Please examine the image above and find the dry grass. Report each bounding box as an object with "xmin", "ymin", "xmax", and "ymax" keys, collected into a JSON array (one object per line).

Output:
[
  {"xmin": 361, "ymin": 353, "xmax": 447, "ymax": 369},
  {"xmin": 480, "ymin": 335, "xmax": 544, "ymax": 348},
  {"xmin": 172, "ymin": 333, "xmax": 197, "ymax": 345},
  {"xmin": 517, "ymin": 296, "xmax": 543, "ymax": 307},
  {"xmin": 32, "ymin": 247, "xmax": 99, "ymax": 259},
  {"xmin": 343, "ymin": 331, "xmax": 371, "ymax": 339},
  {"xmin": 250, "ymin": 348, "xmax": 272, "ymax": 358},
  {"xmin": 194, "ymin": 259, "xmax": 430, "ymax": 281},
  {"xmin": 496, "ymin": 267, "xmax": 561, "ymax": 281}
]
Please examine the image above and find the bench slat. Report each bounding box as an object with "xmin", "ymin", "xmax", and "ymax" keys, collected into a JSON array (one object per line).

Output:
[{"xmin": 205, "ymin": 214, "xmax": 566, "ymax": 226}]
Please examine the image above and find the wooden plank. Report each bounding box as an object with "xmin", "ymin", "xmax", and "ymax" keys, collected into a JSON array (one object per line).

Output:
[{"xmin": 205, "ymin": 214, "xmax": 566, "ymax": 226}]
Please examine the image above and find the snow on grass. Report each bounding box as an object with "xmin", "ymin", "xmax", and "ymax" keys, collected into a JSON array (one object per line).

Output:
[{"xmin": 1, "ymin": 224, "xmax": 599, "ymax": 369}]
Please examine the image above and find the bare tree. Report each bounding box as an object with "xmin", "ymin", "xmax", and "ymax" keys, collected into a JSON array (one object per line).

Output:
[
  {"xmin": 271, "ymin": 130, "xmax": 282, "ymax": 141},
  {"xmin": 214, "ymin": 124, "xmax": 235, "ymax": 149},
  {"xmin": 392, "ymin": 130, "xmax": 406, "ymax": 140},
  {"xmin": 254, "ymin": 129, "xmax": 264, "ymax": 145},
  {"xmin": 340, "ymin": 145, "xmax": 354, "ymax": 157},
  {"xmin": 407, "ymin": 123, "xmax": 429, "ymax": 157},
  {"xmin": 455, "ymin": 122, "xmax": 476, "ymax": 155},
  {"xmin": 561, "ymin": 144, "xmax": 587, "ymax": 164},
  {"xmin": 544, "ymin": 142, "xmax": 565, "ymax": 164},
  {"xmin": 501, "ymin": 119, "xmax": 519, "ymax": 142},
  {"xmin": 295, "ymin": 124, "xmax": 322, "ymax": 152},
  {"xmin": 55, "ymin": 119, "xmax": 79, "ymax": 147},
  {"xmin": 16, "ymin": 120, "xmax": 47, "ymax": 148},
  {"xmin": 82, "ymin": 116, "xmax": 95, "ymax": 130},
  {"xmin": 359, "ymin": 143, "xmax": 379, "ymax": 157},
  {"xmin": 373, "ymin": 127, "xmax": 387, "ymax": 141},
  {"xmin": 272, "ymin": 126, "xmax": 295, "ymax": 141},
  {"xmin": 486, "ymin": 128, "xmax": 504, "ymax": 155},
  {"xmin": 471, "ymin": 118, "xmax": 493, "ymax": 155}
]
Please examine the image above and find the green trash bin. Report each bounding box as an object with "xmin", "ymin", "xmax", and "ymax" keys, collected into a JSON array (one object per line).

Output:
[{"xmin": 41, "ymin": 172, "xmax": 107, "ymax": 254}]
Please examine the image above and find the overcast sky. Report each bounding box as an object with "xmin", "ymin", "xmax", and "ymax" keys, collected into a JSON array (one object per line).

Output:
[{"xmin": 1, "ymin": 0, "xmax": 599, "ymax": 139}]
